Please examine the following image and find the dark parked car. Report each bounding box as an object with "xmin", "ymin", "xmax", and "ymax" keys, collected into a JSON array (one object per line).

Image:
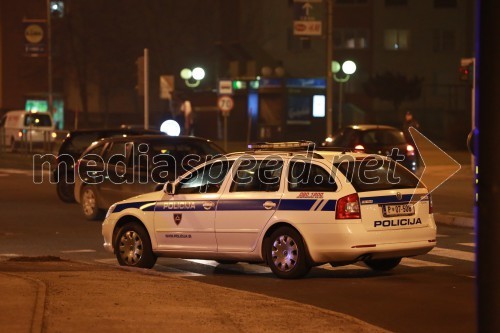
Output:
[
  {"xmin": 321, "ymin": 125, "xmax": 418, "ymax": 172},
  {"xmin": 74, "ymin": 135, "xmax": 225, "ymax": 220},
  {"xmin": 54, "ymin": 128, "xmax": 163, "ymax": 203}
]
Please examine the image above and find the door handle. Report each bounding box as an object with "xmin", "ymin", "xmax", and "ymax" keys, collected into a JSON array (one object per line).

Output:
[
  {"xmin": 263, "ymin": 201, "xmax": 276, "ymax": 210},
  {"xmin": 203, "ymin": 201, "xmax": 215, "ymax": 210}
]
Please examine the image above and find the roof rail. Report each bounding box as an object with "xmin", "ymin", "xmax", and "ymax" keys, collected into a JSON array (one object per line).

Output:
[
  {"xmin": 315, "ymin": 146, "xmax": 355, "ymax": 154},
  {"xmin": 247, "ymin": 141, "xmax": 316, "ymax": 151}
]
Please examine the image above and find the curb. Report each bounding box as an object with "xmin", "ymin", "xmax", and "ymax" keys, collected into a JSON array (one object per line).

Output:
[{"xmin": 434, "ymin": 213, "xmax": 474, "ymax": 228}]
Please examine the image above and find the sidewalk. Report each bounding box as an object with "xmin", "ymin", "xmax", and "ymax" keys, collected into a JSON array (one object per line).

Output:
[{"xmin": 0, "ymin": 257, "xmax": 387, "ymax": 333}]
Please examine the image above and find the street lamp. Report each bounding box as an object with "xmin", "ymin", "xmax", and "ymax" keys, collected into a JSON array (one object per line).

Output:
[
  {"xmin": 180, "ymin": 67, "xmax": 205, "ymax": 88},
  {"xmin": 332, "ymin": 60, "xmax": 356, "ymax": 129}
]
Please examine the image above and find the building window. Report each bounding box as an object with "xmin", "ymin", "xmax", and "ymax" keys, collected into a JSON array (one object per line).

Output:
[
  {"xmin": 384, "ymin": 29, "xmax": 409, "ymax": 50},
  {"xmin": 334, "ymin": 29, "xmax": 369, "ymax": 49},
  {"xmin": 434, "ymin": 0, "xmax": 457, "ymax": 8},
  {"xmin": 433, "ymin": 30, "xmax": 456, "ymax": 52},
  {"xmin": 385, "ymin": 0, "xmax": 408, "ymax": 6},
  {"xmin": 335, "ymin": 0, "xmax": 367, "ymax": 4}
]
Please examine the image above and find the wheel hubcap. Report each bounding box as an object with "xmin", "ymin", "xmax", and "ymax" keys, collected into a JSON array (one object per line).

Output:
[
  {"xmin": 272, "ymin": 235, "xmax": 298, "ymax": 272},
  {"xmin": 82, "ymin": 189, "xmax": 96, "ymax": 216},
  {"xmin": 119, "ymin": 231, "xmax": 143, "ymax": 265}
]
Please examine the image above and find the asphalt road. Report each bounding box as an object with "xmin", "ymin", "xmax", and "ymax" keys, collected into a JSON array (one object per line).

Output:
[{"xmin": 0, "ymin": 168, "xmax": 476, "ymax": 333}]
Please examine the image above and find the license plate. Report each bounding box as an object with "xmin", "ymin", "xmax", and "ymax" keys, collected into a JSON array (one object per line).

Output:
[{"xmin": 383, "ymin": 204, "xmax": 415, "ymax": 217}]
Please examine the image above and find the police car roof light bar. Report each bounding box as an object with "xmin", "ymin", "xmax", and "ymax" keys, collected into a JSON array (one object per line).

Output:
[{"xmin": 248, "ymin": 141, "xmax": 316, "ymax": 151}]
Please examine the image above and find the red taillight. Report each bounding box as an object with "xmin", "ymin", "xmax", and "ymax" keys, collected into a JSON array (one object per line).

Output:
[
  {"xmin": 406, "ymin": 144, "xmax": 415, "ymax": 156},
  {"xmin": 336, "ymin": 193, "xmax": 361, "ymax": 219}
]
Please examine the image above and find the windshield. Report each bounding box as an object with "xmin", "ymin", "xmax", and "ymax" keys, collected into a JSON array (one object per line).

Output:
[{"xmin": 24, "ymin": 114, "xmax": 52, "ymax": 127}]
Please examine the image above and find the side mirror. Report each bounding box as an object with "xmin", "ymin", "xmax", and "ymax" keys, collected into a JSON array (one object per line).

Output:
[{"xmin": 164, "ymin": 181, "xmax": 176, "ymax": 195}]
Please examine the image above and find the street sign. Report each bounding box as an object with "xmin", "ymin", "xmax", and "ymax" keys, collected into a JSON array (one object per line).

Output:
[
  {"xmin": 218, "ymin": 80, "xmax": 233, "ymax": 95},
  {"xmin": 160, "ymin": 75, "xmax": 174, "ymax": 100},
  {"xmin": 293, "ymin": 0, "xmax": 323, "ymax": 37},
  {"xmin": 217, "ymin": 95, "xmax": 234, "ymax": 116},
  {"xmin": 23, "ymin": 19, "xmax": 47, "ymax": 57}
]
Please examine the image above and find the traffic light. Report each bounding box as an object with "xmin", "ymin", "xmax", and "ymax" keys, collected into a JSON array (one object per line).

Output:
[{"xmin": 459, "ymin": 65, "xmax": 470, "ymax": 81}]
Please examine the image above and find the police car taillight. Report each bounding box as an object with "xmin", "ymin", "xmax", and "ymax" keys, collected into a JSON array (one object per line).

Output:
[{"xmin": 336, "ymin": 193, "xmax": 361, "ymax": 219}]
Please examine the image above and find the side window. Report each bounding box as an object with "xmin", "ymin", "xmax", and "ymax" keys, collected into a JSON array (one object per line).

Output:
[
  {"xmin": 288, "ymin": 162, "xmax": 338, "ymax": 192},
  {"xmin": 177, "ymin": 160, "xmax": 233, "ymax": 194},
  {"xmin": 82, "ymin": 144, "xmax": 106, "ymax": 162},
  {"xmin": 231, "ymin": 159, "xmax": 283, "ymax": 192},
  {"xmin": 103, "ymin": 142, "xmax": 129, "ymax": 166}
]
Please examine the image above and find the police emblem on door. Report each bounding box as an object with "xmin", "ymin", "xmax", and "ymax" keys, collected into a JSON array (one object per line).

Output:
[{"xmin": 174, "ymin": 214, "xmax": 182, "ymax": 225}]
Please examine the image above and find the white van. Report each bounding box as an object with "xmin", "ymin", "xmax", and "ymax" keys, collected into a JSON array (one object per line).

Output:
[{"xmin": 0, "ymin": 110, "xmax": 55, "ymax": 150}]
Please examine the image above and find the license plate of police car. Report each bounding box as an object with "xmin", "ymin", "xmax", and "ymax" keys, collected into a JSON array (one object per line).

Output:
[{"xmin": 383, "ymin": 204, "xmax": 415, "ymax": 217}]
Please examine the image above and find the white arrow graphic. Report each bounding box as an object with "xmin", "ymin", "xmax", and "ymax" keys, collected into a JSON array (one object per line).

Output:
[
  {"xmin": 302, "ymin": 2, "xmax": 313, "ymax": 16},
  {"xmin": 408, "ymin": 127, "xmax": 462, "ymax": 203}
]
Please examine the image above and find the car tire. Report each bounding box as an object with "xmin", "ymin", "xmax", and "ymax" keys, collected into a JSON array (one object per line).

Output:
[
  {"xmin": 56, "ymin": 178, "xmax": 75, "ymax": 203},
  {"xmin": 80, "ymin": 186, "xmax": 104, "ymax": 220},
  {"xmin": 265, "ymin": 227, "xmax": 311, "ymax": 279},
  {"xmin": 216, "ymin": 260, "xmax": 238, "ymax": 265},
  {"xmin": 115, "ymin": 222, "xmax": 157, "ymax": 269},
  {"xmin": 364, "ymin": 258, "xmax": 402, "ymax": 271}
]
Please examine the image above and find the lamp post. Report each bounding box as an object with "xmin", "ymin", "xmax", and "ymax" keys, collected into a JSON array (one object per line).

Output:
[
  {"xmin": 180, "ymin": 67, "xmax": 205, "ymax": 88},
  {"xmin": 332, "ymin": 60, "xmax": 356, "ymax": 129}
]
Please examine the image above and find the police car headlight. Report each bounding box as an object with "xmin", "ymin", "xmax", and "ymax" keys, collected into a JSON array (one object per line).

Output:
[{"xmin": 106, "ymin": 204, "xmax": 117, "ymax": 219}]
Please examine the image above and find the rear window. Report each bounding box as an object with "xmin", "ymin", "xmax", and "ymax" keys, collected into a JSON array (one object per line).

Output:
[
  {"xmin": 361, "ymin": 129, "xmax": 406, "ymax": 145},
  {"xmin": 24, "ymin": 114, "xmax": 52, "ymax": 127},
  {"xmin": 59, "ymin": 132, "xmax": 101, "ymax": 156},
  {"xmin": 335, "ymin": 158, "xmax": 423, "ymax": 192}
]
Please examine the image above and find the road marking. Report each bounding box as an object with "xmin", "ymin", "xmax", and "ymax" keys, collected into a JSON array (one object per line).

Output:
[
  {"xmin": 0, "ymin": 253, "xmax": 21, "ymax": 257},
  {"xmin": 95, "ymin": 259, "xmax": 203, "ymax": 277},
  {"xmin": 61, "ymin": 249, "xmax": 96, "ymax": 253},
  {"xmin": 318, "ymin": 264, "xmax": 367, "ymax": 271},
  {"xmin": 429, "ymin": 247, "xmax": 475, "ymax": 262},
  {"xmin": 185, "ymin": 259, "xmax": 272, "ymax": 274},
  {"xmin": 457, "ymin": 243, "xmax": 475, "ymax": 248},
  {"xmin": 400, "ymin": 257, "xmax": 450, "ymax": 267}
]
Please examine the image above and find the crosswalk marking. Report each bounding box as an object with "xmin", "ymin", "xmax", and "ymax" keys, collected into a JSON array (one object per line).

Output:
[
  {"xmin": 61, "ymin": 249, "xmax": 96, "ymax": 253},
  {"xmin": 185, "ymin": 259, "xmax": 272, "ymax": 274},
  {"xmin": 318, "ymin": 264, "xmax": 367, "ymax": 271},
  {"xmin": 95, "ymin": 258, "xmax": 204, "ymax": 277},
  {"xmin": 457, "ymin": 243, "xmax": 475, "ymax": 248},
  {"xmin": 429, "ymin": 247, "xmax": 475, "ymax": 262},
  {"xmin": 400, "ymin": 257, "xmax": 450, "ymax": 267}
]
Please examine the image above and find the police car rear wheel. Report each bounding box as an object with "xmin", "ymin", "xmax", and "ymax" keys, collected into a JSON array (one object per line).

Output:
[
  {"xmin": 364, "ymin": 257, "xmax": 401, "ymax": 271},
  {"xmin": 81, "ymin": 186, "xmax": 103, "ymax": 220},
  {"xmin": 115, "ymin": 223, "xmax": 157, "ymax": 269},
  {"xmin": 267, "ymin": 227, "xmax": 310, "ymax": 279}
]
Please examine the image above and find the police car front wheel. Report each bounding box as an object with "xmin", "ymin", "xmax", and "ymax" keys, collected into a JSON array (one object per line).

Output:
[
  {"xmin": 364, "ymin": 257, "xmax": 401, "ymax": 271},
  {"xmin": 115, "ymin": 223, "xmax": 157, "ymax": 269},
  {"xmin": 266, "ymin": 227, "xmax": 311, "ymax": 279}
]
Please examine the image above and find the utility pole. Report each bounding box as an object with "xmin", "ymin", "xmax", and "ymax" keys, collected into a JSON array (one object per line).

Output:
[
  {"xmin": 46, "ymin": 0, "xmax": 53, "ymax": 122},
  {"xmin": 144, "ymin": 48, "xmax": 149, "ymax": 130},
  {"xmin": 325, "ymin": 0, "xmax": 333, "ymax": 137}
]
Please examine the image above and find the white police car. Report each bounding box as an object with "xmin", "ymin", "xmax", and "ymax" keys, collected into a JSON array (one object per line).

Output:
[{"xmin": 102, "ymin": 141, "xmax": 436, "ymax": 279}]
